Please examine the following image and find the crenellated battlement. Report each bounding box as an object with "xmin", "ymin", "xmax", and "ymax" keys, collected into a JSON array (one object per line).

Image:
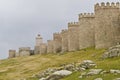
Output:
[
  {"xmin": 61, "ymin": 29, "xmax": 68, "ymax": 33},
  {"xmin": 79, "ymin": 13, "xmax": 95, "ymax": 19},
  {"xmin": 68, "ymin": 22, "xmax": 79, "ymax": 27},
  {"xmin": 95, "ymin": 2, "xmax": 120, "ymax": 11},
  {"xmin": 9, "ymin": 50, "xmax": 16, "ymax": 52},
  {"xmin": 8, "ymin": 2, "xmax": 120, "ymax": 59},
  {"xmin": 53, "ymin": 32, "xmax": 60, "ymax": 36},
  {"xmin": 47, "ymin": 40, "xmax": 53, "ymax": 43},
  {"xmin": 19, "ymin": 47, "xmax": 30, "ymax": 52}
]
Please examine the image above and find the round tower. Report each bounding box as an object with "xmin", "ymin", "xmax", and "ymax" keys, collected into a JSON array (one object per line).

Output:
[
  {"xmin": 61, "ymin": 29, "xmax": 68, "ymax": 52},
  {"xmin": 9, "ymin": 50, "xmax": 16, "ymax": 58},
  {"xmin": 35, "ymin": 34, "xmax": 43, "ymax": 46},
  {"xmin": 19, "ymin": 47, "xmax": 31, "ymax": 56},
  {"xmin": 68, "ymin": 22, "xmax": 79, "ymax": 51},
  {"xmin": 34, "ymin": 34, "xmax": 43, "ymax": 54},
  {"xmin": 79, "ymin": 13, "xmax": 95, "ymax": 49},
  {"xmin": 95, "ymin": 2, "xmax": 120, "ymax": 48},
  {"xmin": 53, "ymin": 32, "xmax": 62, "ymax": 53},
  {"xmin": 47, "ymin": 40, "xmax": 54, "ymax": 53}
]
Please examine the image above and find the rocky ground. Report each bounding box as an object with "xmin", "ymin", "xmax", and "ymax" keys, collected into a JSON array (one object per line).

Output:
[{"xmin": 0, "ymin": 46, "xmax": 120, "ymax": 80}]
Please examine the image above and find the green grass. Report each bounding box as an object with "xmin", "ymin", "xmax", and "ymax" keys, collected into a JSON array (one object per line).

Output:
[{"xmin": 0, "ymin": 47, "xmax": 119, "ymax": 80}]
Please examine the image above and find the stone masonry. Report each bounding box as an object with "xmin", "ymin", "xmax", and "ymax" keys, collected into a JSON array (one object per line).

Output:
[
  {"xmin": 19, "ymin": 47, "xmax": 31, "ymax": 57},
  {"xmin": 79, "ymin": 13, "xmax": 95, "ymax": 49},
  {"xmin": 34, "ymin": 34, "xmax": 43, "ymax": 54},
  {"xmin": 68, "ymin": 22, "xmax": 79, "ymax": 51},
  {"xmin": 8, "ymin": 2, "xmax": 120, "ymax": 58},
  {"xmin": 53, "ymin": 33, "xmax": 62, "ymax": 53},
  {"xmin": 95, "ymin": 2, "xmax": 120, "ymax": 49},
  {"xmin": 61, "ymin": 29, "xmax": 68, "ymax": 52},
  {"xmin": 47, "ymin": 40, "xmax": 54, "ymax": 53},
  {"xmin": 9, "ymin": 50, "xmax": 16, "ymax": 58},
  {"xmin": 40, "ymin": 43, "xmax": 47, "ymax": 54}
]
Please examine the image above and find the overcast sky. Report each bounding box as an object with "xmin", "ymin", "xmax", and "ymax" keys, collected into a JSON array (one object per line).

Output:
[{"xmin": 0, "ymin": 0, "xmax": 119, "ymax": 59}]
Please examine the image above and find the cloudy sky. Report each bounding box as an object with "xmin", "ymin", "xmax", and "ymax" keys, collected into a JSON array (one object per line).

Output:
[{"xmin": 0, "ymin": 0, "xmax": 119, "ymax": 59}]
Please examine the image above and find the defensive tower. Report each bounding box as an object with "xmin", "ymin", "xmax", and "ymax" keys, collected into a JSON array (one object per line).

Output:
[
  {"xmin": 19, "ymin": 47, "xmax": 31, "ymax": 56},
  {"xmin": 61, "ymin": 29, "xmax": 68, "ymax": 52},
  {"xmin": 53, "ymin": 33, "xmax": 62, "ymax": 53},
  {"xmin": 40, "ymin": 43, "xmax": 47, "ymax": 54},
  {"xmin": 95, "ymin": 2, "xmax": 120, "ymax": 48},
  {"xmin": 79, "ymin": 13, "xmax": 95, "ymax": 49},
  {"xmin": 34, "ymin": 34, "xmax": 43, "ymax": 54},
  {"xmin": 47, "ymin": 40, "xmax": 54, "ymax": 53},
  {"xmin": 9, "ymin": 50, "xmax": 16, "ymax": 58},
  {"xmin": 68, "ymin": 22, "xmax": 79, "ymax": 51}
]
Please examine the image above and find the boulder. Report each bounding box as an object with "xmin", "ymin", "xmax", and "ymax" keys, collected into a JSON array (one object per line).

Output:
[
  {"xmin": 94, "ymin": 78, "xmax": 103, "ymax": 80},
  {"xmin": 113, "ymin": 78, "xmax": 120, "ymax": 80},
  {"xmin": 39, "ymin": 78, "xmax": 46, "ymax": 80},
  {"xmin": 110, "ymin": 69, "xmax": 120, "ymax": 74},
  {"xmin": 46, "ymin": 70, "xmax": 72, "ymax": 80},
  {"xmin": 46, "ymin": 75, "xmax": 64, "ymax": 80},
  {"xmin": 52, "ymin": 70, "xmax": 72, "ymax": 76},
  {"xmin": 79, "ymin": 60, "xmax": 96, "ymax": 69},
  {"xmin": 102, "ymin": 44, "xmax": 120, "ymax": 59},
  {"xmin": 64, "ymin": 64, "xmax": 75, "ymax": 71},
  {"xmin": 87, "ymin": 69, "xmax": 103, "ymax": 76}
]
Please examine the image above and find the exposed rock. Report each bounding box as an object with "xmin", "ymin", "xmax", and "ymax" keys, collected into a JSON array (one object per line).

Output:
[
  {"xmin": 113, "ymin": 78, "xmax": 120, "ymax": 80},
  {"xmin": 39, "ymin": 78, "xmax": 46, "ymax": 80},
  {"xmin": 87, "ymin": 69, "xmax": 103, "ymax": 76},
  {"xmin": 94, "ymin": 78, "xmax": 103, "ymax": 80},
  {"xmin": 100, "ymin": 70, "xmax": 109, "ymax": 74},
  {"xmin": 110, "ymin": 69, "xmax": 120, "ymax": 74},
  {"xmin": 78, "ymin": 75, "xmax": 83, "ymax": 79},
  {"xmin": 79, "ymin": 60, "xmax": 96, "ymax": 69},
  {"xmin": 46, "ymin": 75, "xmax": 64, "ymax": 80},
  {"xmin": 45, "ymin": 70, "xmax": 72, "ymax": 80},
  {"xmin": 52, "ymin": 70, "xmax": 72, "ymax": 76},
  {"xmin": 36, "ymin": 68, "xmax": 57, "ymax": 78},
  {"xmin": 64, "ymin": 64, "xmax": 75, "ymax": 71},
  {"xmin": 102, "ymin": 44, "xmax": 120, "ymax": 59}
]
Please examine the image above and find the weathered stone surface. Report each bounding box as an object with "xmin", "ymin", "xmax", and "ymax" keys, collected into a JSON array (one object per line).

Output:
[
  {"xmin": 95, "ymin": 2, "xmax": 120, "ymax": 49},
  {"xmin": 39, "ymin": 78, "xmax": 46, "ymax": 80},
  {"xmin": 79, "ymin": 13, "xmax": 95, "ymax": 49},
  {"xmin": 9, "ymin": 50, "xmax": 16, "ymax": 58},
  {"xmin": 19, "ymin": 47, "xmax": 31, "ymax": 57},
  {"xmin": 40, "ymin": 43, "xmax": 47, "ymax": 54},
  {"xmin": 102, "ymin": 44, "xmax": 120, "ymax": 59},
  {"xmin": 94, "ymin": 78, "xmax": 103, "ymax": 80},
  {"xmin": 61, "ymin": 29, "xmax": 68, "ymax": 52},
  {"xmin": 64, "ymin": 64, "xmax": 75, "ymax": 71},
  {"xmin": 87, "ymin": 69, "xmax": 103, "ymax": 76},
  {"xmin": 53, "ymin": 33, "xmax": 62, "ymax": 53},
  {"xmin": 114, "ymin": 78, "xmax": 120, "ymax": 80},
  {"xmin": 52, "ymin": 70, "xmax": 72, "ymax": 76},
  {"xmin": 79, "ymin": 60, "xmax": 96, "ymax": 69},
  {"xmin": 46, "ymin": 75, "xmax": 64, "ymax": 80},
  {"xmin": 68, "ymin": 22, "xmax": 79, "ymax": 51},
  {"xmin": 110, "ymin": 69, "xmax": 120, "ymax": 74},
  {"xmin": 47, "ymin": 40, "xmax": 54, "ymax": 53}
]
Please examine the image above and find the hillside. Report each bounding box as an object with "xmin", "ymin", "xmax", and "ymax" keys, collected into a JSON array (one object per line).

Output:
[{"xmin": 0, "ymin": 47, "xmax": 120, "ymax": 80}]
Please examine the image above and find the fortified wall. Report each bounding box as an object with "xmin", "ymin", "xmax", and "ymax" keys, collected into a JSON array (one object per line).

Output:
[
  {"xmin": 68, "ymin": 22, "xmax": 79, "ymax": 51},
  {"xmin": 19, "ymin": 47, "xmax": 31, "ymax": 56},
  {"xmin": 79, "ymin": 13, "xmax": 95, "ymax": 49},
  {"xmin": 47, "ymin": 40, "xmax": 54, "ymax": 53},
  {"xmin": 53, "ymin": 33, "xmax": 62, "ymax": 53},
  {"xmin": 40, "ymin": 43, "xmax": 47, "ymax": 54},
  {"xmin": 8, "ymin": 2, "xmax": 120, "ymax": 58},
  {"xmin": 95, "ymin": 2, "xmax": 120, "ymax": 48},
  {"xmin": 61, "ymin": 29, "xmax": 68, "ymax": 52}
]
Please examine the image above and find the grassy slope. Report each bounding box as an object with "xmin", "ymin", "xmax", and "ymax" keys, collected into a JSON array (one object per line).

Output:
[{"xmin": 0, "ymin": 47, "xmax": 119, "ymax": 80}]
